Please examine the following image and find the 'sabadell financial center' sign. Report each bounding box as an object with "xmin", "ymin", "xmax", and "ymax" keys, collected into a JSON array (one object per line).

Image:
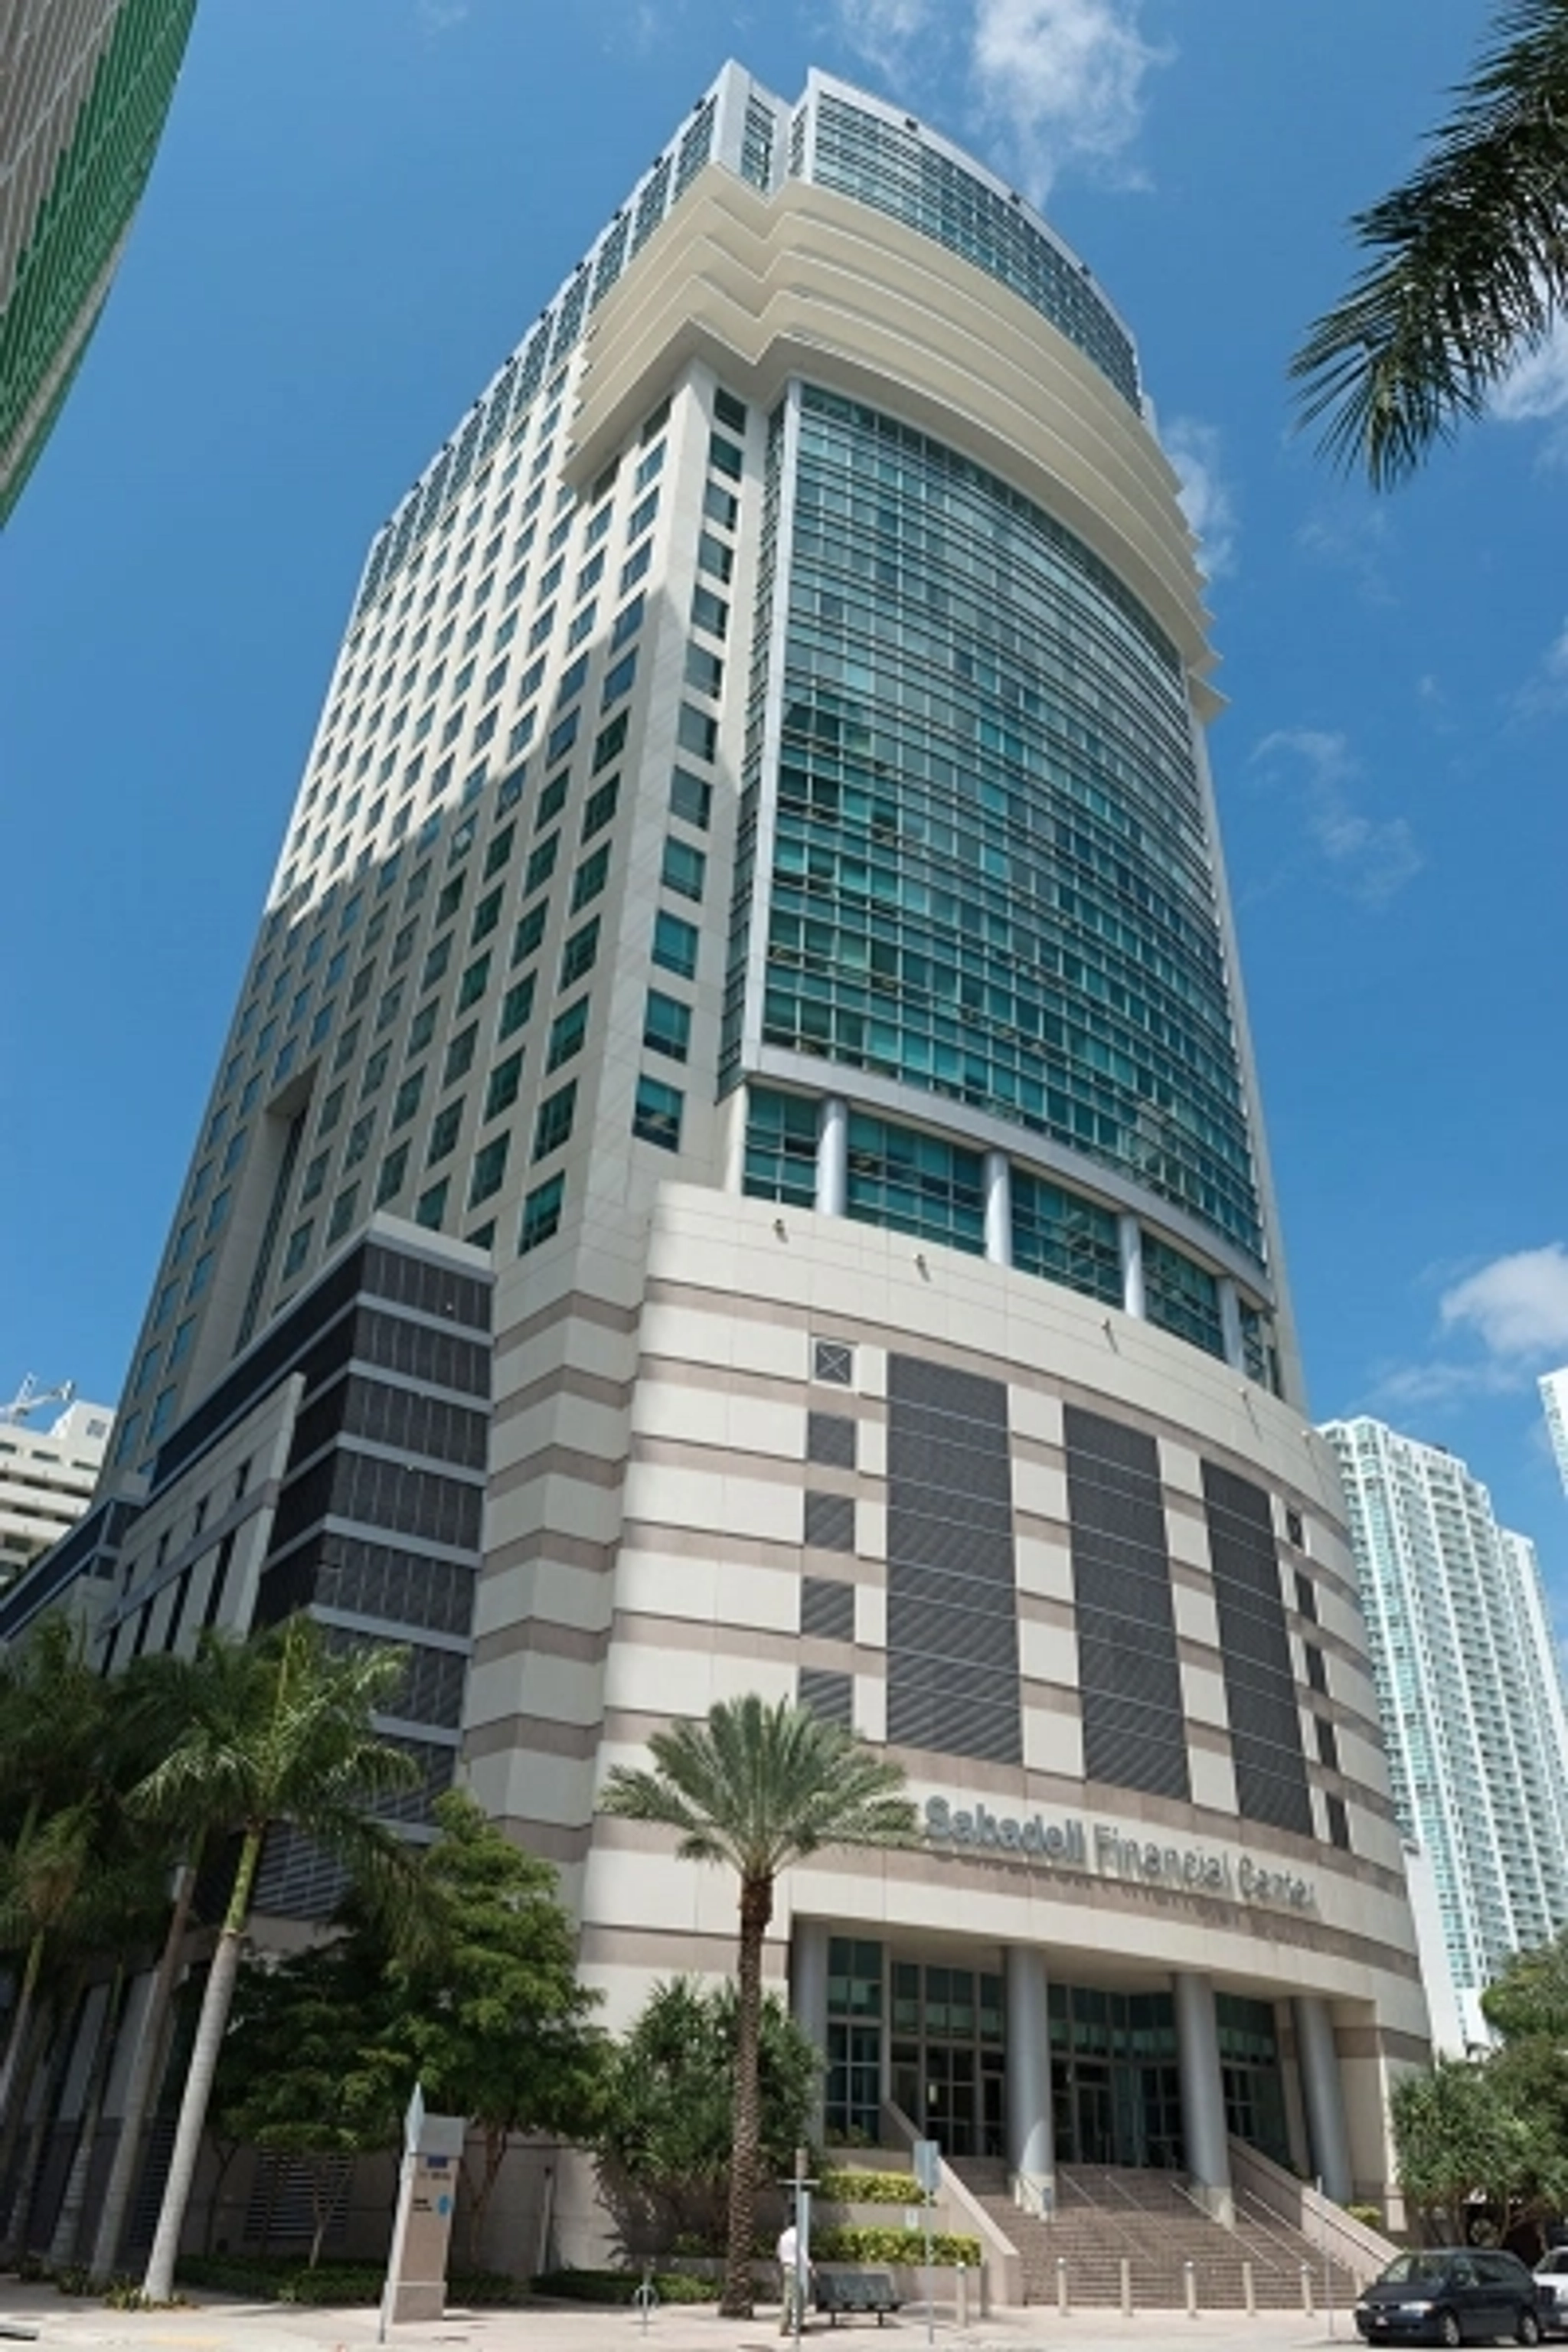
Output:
[{"xmin": 923, "ymin": 1795, "xmax": 1316, "ymax": 1911}]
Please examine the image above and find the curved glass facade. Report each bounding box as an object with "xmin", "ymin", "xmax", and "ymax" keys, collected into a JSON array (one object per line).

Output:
[
  {"xmin": 753, "ymin": 386, "xmax": 1264, "ymax": 1266},
  {"xmin": 808, "ymin": 92, "xmax": 1138, "ymax": 406}
]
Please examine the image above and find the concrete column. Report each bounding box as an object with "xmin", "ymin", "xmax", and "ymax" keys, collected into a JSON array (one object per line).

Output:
[
  {"xmin": 816, "ymin": 1096, "xmax": 848, "ymax": 1218},
  {"xmin": 1293, "ymin": 1996, "xmax": 1353, "ymax": 2205},
  {"xmin": 983, "ymin": 1151, "xmax": 1012, "ymax": 1267},
  {"xmin": 1173, "ymin": 1971, "xmax": 1233, "ymax": 2223},
  {"xmin": 1118, "ymin": 1214, "xmax": 1145, "ymax": 1320},
  {"xmin": 792, "ymin": 1919, "xmax": 831, "ymax": 2141},
  {"xmin": 1218, "ymin": 1276, "xmax": 1246, "ymax": 1374},
  {"xmin": 1004, "ymin": 1945, "xmax": 1054, "ymax": 2205}
]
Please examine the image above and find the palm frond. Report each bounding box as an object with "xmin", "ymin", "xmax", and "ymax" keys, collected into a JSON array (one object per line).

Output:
[{"xmin": 1292, "ymin": 0, "xmax": 1568, "ymax": 485}]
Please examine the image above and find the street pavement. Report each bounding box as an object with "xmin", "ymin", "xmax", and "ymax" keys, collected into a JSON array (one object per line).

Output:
[{"xmin": 0, "ymin": 2283, "xmax": 1367, "ymax": 2352}]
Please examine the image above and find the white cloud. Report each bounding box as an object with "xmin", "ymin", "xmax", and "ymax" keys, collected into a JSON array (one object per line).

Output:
[
  {"xmin": 1250, "ymin": 729, "xmax": 1423, "ymax": 909},
  {"xmin": 416, "ymin": 0, "xmax": 469, "ymax": 30},
  {"xmin": 968, "ymin": 0, "xmax": 1166, "ymax": 198},
  {"xmin": 829, "ymin": 0, "xmax": 1167, "ymax": 200},
  {"xmin": 1514, "ymin": 617, "xmax": 1568, "ymax": 717},
  {"xmin": 1494, "ymin": 318, "xmax": 1568, "ymax": 423},
  {"xmin": 1439, "ymin": 1245, "xmax": 1568, "ymax": 1362},
  {"xmin": 1162, "ymin": 417, "xmax": 1237, "ymax": 582},
  {"xmin": 1370, "ymin": 1244, "xmax": 1568, "ymax": 1416}
]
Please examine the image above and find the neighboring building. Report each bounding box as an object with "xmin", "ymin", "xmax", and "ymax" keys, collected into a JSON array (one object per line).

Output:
[
  {"xmin": 1323, "ymin": 1416, "xmax": 1568, "ymax": 2047},
  {"xmin": 0, "ymin": 0, "xmax": 198, "ymax": 522},
  {"xmin": 1540, "ymin": 1367, "xmax": 1568, "ymax": 1499},
  {"xmin": 13, "ymin": 62, "xmax": 1426, "ymax": 2237},
  {"xmin": 0, "ymin": 1386, "xmax": 113, "ymax": 1588}
]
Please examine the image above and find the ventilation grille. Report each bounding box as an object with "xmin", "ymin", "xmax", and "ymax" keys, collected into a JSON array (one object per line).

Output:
[
  {"xmin": 807, "ymin": 1410, "xmax": 857, "ymax": 1468},
  {"xmin": 887, "ymin": 1355, "xmax": 1019, "ymax": 1764},
  {"xmin": 805, "ymin": 1491, "xmax": 855, "ymax": 1552},
  {"xmin": 802, "ymin": 1576, "xmax": 856, "ymax": 1642},
  {"xmin": 1064, "ymin": 1405, "xmax": 1189, "ymax": 1802},
  {"xmin": 799, "ymin": 1667, "xmax": 854, "ymax": 1726},
  {"xmin": 1202, "ymin": 1461, "xmax": 1312, "ymax": 1838}
]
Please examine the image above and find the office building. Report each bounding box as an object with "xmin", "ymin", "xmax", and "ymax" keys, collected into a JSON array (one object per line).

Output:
[
  {"xmin": 0, "ymin": 0, "xmax": 198, "ymax": 521},
  {"xmin": 1323, "ymin": 1416, "xmax": 1568, "ymax": 2046},
  {"xmin": 16, "ymin": 63, "xmax": 1426, "ymax": 2234},
  {"xmin": 1540, "ymin": 1367, "xmax": 1568, "ymax": 1499},
  {"xmin": 0, "ymin": 1387, "xmax": 113, "ymax": 1589}
]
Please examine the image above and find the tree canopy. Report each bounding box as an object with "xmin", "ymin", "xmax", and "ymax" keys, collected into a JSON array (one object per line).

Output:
[{"xmin": 1292, "ymin": 0, "xmax": 1568, "ymax": 485}]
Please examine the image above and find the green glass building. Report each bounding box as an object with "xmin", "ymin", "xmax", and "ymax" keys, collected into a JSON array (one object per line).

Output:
[{"xmin": 0, "ymin": 0, "xmax": 197, "ymax": 523}]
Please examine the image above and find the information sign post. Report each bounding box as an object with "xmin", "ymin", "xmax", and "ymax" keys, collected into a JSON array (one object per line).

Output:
[{"xmin": 379, "ymin": 2086, "xmax": 466, "ymax": 2335}]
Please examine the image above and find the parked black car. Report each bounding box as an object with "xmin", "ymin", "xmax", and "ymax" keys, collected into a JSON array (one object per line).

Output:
[{"xmin": 1354, "ymin": 2249, "xmax": 1547, "ymax": 2345}]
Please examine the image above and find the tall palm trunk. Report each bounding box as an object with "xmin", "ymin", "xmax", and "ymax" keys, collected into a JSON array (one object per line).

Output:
[
  {"xmin": 0, "ymin": 1932, "xmax": 46, "ymax": 2126},
  {"xmin": 0, "ymin": 1993, "xmax": 51, "ymax": 2233},
  {"xmin": 90, "ymin": 1857, "xmax": 198, "ymax": 2283},
  {"xmin": 720, "ymin": 1873, "xmax": 773, "ymax": 2318},
  {"xmin": 142, "ymin": 1829, "xmax": 261, "ymax": 2303},
  {"xmin": 49, "ymin": 1962, "xmax": 128, "ymax": 2267}
]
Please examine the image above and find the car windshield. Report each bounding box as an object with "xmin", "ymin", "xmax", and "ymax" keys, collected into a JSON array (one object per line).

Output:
[
  {"xmin": 1542, "ymin": 2254, "xmax": 1568, "ymax": 2275},
  {"xmin": 1379, "ymin": 2254, "xmax": 1449, "ymax": 2285}
]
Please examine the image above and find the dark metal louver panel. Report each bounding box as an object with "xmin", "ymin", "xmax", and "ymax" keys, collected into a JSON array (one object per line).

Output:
[
  {"xmin": 799, "ymin": 1667, "xmax": 854, "ymax": 1726},
  {"xmin": 1064, "ymin": 1405, "xmax": 1189, "ymax": 1802},
  {"xmin": 887, "ymin": 1356, "xmax": 1019, "ymax": 1764},
  {"xmin": 802, "ymin": 1576, "xmax": 856, "ymax": 1642},
  {"xmin": 807, "ymin": 1410, "xmax": 857, "ymax": 1468},
  {"xmin": 1202, "ymin": 1462, "xmax": 1312, "ymax": 1837}
]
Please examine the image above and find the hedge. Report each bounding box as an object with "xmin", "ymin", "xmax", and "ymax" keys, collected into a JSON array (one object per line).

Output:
[
  {"xmin": 174, "ymin": 2256, "xmax": 526, "ymax": 2306},
  {"xmin": 531, "ymin": 2269, "xmax": 719, "ymax": 2305},
  {"xmin": 818, "ymin": 2170, "xmax": 920, "ymax": 2205},
  {"xmin": 814, "ymin": 2226, "xmax": 982, "ymax": 2267}
]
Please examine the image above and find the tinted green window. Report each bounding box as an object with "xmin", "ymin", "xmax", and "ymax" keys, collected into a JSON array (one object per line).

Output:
[
  {"xmin": 1143, "ymin": 1234, "xmax": 1226, "ymax": 1359},
  {"xmin": 560, "ymin": 918, "xmax": 599, "ymax": 987},
  {"xmin": 457, "ymin": 952, "xmax": 491, "ymax": 1011},
  {"xmin": 744, "ymin": 1086, "xmax": 817, "ymax": 1207},
  {"xmin": 469, "ymin": 1134, "xmax": 510, "ymax": 1208},
  {"xmin": 747, "ymin": 387, "xmax": 1263, "ymax": 1266},
  {"xmin": 427, "ymin": 1102, "xmax": 462, "ymax": 1165},
  {"xmin": 662, "ymin": 837, "xmax": 705, "ymax": 901},
  {"xmin": 498, "ymin": 974, "xmax": 535, "ymax": 1040},
  {"xmin": 644, "ymin": 990, "xmax": 691, "ymax": 1062},
  {"xmin": 485, "ymin": 1050, "xmax": 524, "ymax": 1118},
  {"xmin": 571, "ymin": 844, "xmax": 610, "ymax": 910},
  {"xmin": 547, "ymin": 997, "xmax": 589, "ymax": 1070},
  {"xmin": 1011, "ymin": 1171, "xmax": 1122, "ymax": 1306},
  {"xmin": 520, "ymin": 1173, "xmax": 565, "ymax": 1253},
  {"xmin": 846, "ymin": 1113, "xmax": 984, "ymax": 1256},
  {"xmin": 512, "ymin": 903, "xmax": 547, "ymax": 965},
  {"xmin": 633, "ymin": 1074, "xmax": 683, "ymax": 1152},
  {"xmin": 533, "ymin": 1081, "xmax": 577, "ymax": 1160},
  {"xmin": 652, "ymin": 910, "xmax": 697, "ymax": 980}
]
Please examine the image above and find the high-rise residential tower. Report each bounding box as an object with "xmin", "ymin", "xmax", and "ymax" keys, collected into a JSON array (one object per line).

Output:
[
  {"xmin": 0, "ymin": 0, "xmax": 198, "ymax": 521},
  {"xmin": 23, "ymin": 64, "xmax": 1425, "ymax": 2236},
  {"xmin": 1323, "ymin": 1416, "xmax": 1568, "ymax": 2046},
  {"xmin": 0, "ymin": 1386, "xmax": 113, "ymax": 1589}
]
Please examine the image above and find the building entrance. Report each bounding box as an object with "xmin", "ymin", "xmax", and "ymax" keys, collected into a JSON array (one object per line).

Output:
[{"xmin": 1048, "ymin": 1986, "xmax": 1184, "ymax": 2169}]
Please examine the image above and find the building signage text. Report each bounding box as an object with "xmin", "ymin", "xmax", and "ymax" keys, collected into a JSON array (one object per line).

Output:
[{"xmin": 923, "ymin": 1795, "xmax": 1315, "ymax": 1910}]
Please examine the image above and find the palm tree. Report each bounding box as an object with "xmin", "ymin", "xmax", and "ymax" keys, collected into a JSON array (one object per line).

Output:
[
  {"xmin": 1292, "ymin": 0, "xmax": 1568, "ymax": 486},
  {"xmin": 129, "ymin": 1615, "xmax": 418, "ymax": 2302},
  {"xmin": 599, "ymin": 1695, "xmax": 916, "ymax": 2318}
]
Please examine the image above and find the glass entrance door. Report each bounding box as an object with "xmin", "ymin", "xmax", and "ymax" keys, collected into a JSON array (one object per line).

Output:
[{"xmin": 1073, "ymin": 2063, "xmax": 1114, "ymax": 2164}]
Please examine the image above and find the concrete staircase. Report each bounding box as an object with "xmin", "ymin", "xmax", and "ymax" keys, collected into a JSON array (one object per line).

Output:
[{"xmin": 951, "ymin": 2158, "xmax": 1368, "ymax": 2310}]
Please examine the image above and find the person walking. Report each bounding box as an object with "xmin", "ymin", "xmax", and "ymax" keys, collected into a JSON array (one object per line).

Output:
[{"xmin": 777, "ymin": 2214, "xmax": 811, "ymax": 2335}]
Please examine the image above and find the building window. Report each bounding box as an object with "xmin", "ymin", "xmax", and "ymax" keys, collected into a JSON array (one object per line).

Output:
[
  {"xmin": 1143, "ymin": 1235, "xmax": 1226, "ymax": 1361},
  {"xmin": 520, "ymin": 1173, "xmax": 565, "ymax": 1253},
  {"xmin": 512, "ymin": 903, "xmax": 547, "ymax": 965},
  {"xmin": 327, "ymin": 1183, "xmax": 359, "ymax": 1244},
  {"xmin": 743, "ymin": 1087, "xmax": 818, "ymax": 1207},
  {"xmin": 560, "ymin": 918, "xmax": 599, "ymax": 988},
  {"xmin": 547, "ymin": 997, "xmax": 589, "ymax": 1070},
  {"xmin": 415, "ymin": 1178, "xmax": 448, "ymax": 1229},
  {"xmin": 533, "ymin": 1082, "xmax": 577, "ymax": 1161},
  {"xmin": 444, "ymin": 1024, "xmax": 479, "ymax": 1086},
  {"xmin": 376, "ymin": 1143, "xmax": 410, "ymax": 1206},
  {"xmin": 571, "ymin": 843, "xmax": 610, "ymax": 910},
  {"xmin": 525, "ymin": 836, "xmax": 558, "ymax": 896},
  {"xmin": 670, "ymin": 766, "xmax": 711, "ymax": 829},
  {"xmin": 469, "ymin": 1135, "xmax": 510, "ymax": 1208},
  {"xmin": 392, "ymin": 1070, "xmax": 424, "ymax": 1128},
  {"xmin": 457, "ymin": 952, "xmax": 491, "ymax": 1010},
  {"xmin": 807, "ymin": 1412, "xmax": 856, "ymax": 1470},
  {"xmin": 846, "ymin": 1112, "xmax": 984, "ymax": 1256},
  {"xmin": 805, "ymin": 1492, "xmax": 854, "ymax": 1552},
  {"xmin": 632, "ymin": 1074, "xmax": 683, "ymax": 1152},
  {"xmin": 1011, "ymin": 1171, "xmax": 1122, "ymax": 1306},
  {"xmin": 643, "ymin": 989, "xmax": 691, "ymax": 1062},
  {"xmin": 581, "ymin": 776, "xmax": 619, "ymax": 840},
  {"xmin": 498, "ymin": 974, "xmax": 536, "ymax": 1039},
  {"xmin": 485, "ymin": 1050, "xmax": 524, "ymax": 1119},
  {"xmin": 427, "ymin": 1102, "xmax": 463, "ymax": 1165},
  {"xmin": 661, "ymin": 837, "xmax": 705, "ymax": 901},
  {"xmin": 652, "ymin": 908, "xmax": 698, "ymax": 980},
  {"xmin": 676, "ymin": 704, "xmax": 717, "ymax": 763}
]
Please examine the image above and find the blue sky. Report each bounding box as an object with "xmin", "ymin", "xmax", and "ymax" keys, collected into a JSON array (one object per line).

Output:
[{"xmin": 5, "ymin": 1, "xmax": 1566, "ymax": 1596}]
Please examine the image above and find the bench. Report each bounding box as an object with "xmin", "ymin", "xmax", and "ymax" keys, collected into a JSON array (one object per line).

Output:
[{"xmin": 813, "ymin": 2269, "xmax": 901, "ymax": 2326}]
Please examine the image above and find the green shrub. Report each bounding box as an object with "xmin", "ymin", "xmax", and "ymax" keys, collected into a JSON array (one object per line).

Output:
[
  {"xmin": 814, "ymin": 2226, "xmax": 981, "ymax": 2267},
  {"xmin": 173, "ymin": 2256, "xmax": 528, "ymax": 2308},
  {"xmin": 530, "ymin": 2269, "xmax": 720, "ymax": 2305},
  {"xmin": 818, "ymin": 2170, "xmax": 920, "ymax": 2206},
  {"xmin": 1345, "ymin": 2203, "xmax": 1385, "ymax": 2231},
  {"xmin": 52, "ymin": 2265, "xmax": 92, "ymax": 2296}
]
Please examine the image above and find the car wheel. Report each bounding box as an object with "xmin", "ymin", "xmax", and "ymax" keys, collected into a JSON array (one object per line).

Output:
[
  {"xmin": 1517, "ymin": 2311, "xmax": 1542, "ymax": 2346},
  {"xmin": 1436, "ymin": 2313, "xmax": 1462, "ymax": 2349}
]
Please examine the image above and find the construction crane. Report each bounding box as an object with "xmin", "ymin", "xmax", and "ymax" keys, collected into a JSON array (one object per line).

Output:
[{"xmin": 1, "ymin": 1376, "xmax": 76, "ymax": 1427}]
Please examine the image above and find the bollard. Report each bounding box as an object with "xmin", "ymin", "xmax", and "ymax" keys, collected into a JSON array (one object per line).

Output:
[
  {"xmin": 956, "ymin": 2262, "xmax": 968, "ymax": 2329},
  {"xmin": 1302, "ymin": 2262, "xmax": 1315, "ymax": 2316},
  {"xmin": 1243, "ymin": 2259, "xmax": 1256, "ymax": 2316},
  {"xmin": 1184, "ymin": 2257, "xmax": 1197, "ymax": 2318},
  {"xmin": 1057, "ymin": 2255, "xmax": 1070, "ymax": 2318},
  {"xmin": 1119, "ymin": 2256, "xmax": 1132, "ymax": 2318}
]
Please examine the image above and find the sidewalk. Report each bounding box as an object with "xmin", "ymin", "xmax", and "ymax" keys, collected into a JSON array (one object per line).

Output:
[{"xmin": 0, "ymin": 2284, "xmax": 1366, "ymax": 2352}]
